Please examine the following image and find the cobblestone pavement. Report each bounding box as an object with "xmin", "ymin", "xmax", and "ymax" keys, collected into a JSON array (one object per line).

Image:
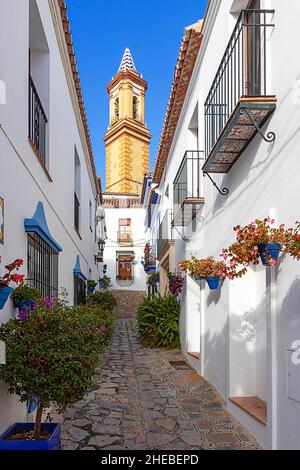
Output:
[{"xmin": 59, "ymin": 318, "xmax": 260, "ymax": 450}]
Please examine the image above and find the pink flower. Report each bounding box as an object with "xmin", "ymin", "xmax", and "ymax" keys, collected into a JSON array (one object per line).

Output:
[
  {"xmin": 254, "ymin": 246, "xmax": 259, "ymax": 252},
  {"xmin": 270, "ymin": 219, "xmax": 275, "ymax": 224},
  {"xmin": 268, "ymin": 258, "xmax": 277, "ymax": 266},
  {"xmin": 254, "ymin": 230, "xmax": 261, "ymax": 237},
  {"xmin": 288, "ymin": 228, "xmax": 293, "ymax": 232},
  {"xmin": 230, "ymin": 259, "xmax": 237, "ymax": 267}
]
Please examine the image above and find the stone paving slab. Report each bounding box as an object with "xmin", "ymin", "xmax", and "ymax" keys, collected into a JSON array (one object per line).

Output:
[{"xmin": 57, "ymin": 318, "xmax": 260, "ymax": 450}]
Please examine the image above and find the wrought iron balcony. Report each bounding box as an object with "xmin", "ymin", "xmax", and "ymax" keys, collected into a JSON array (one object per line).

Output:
[
  {"xmin": 157, "ymin": 210, "xmax": 174, "ymax": 259},
  {"xmin": 173, "ymin": 150, "xmax": 205, "ymax": 226},
  {"xmin": 203, "ymin": 9, "xmax": 276, "ymax": 174},
  {"xmin": 28, "ymin": 75, "xmax": 48, "ymax": 167},
  {"xmin": 118, "ymin": 231, "xmax": 133, "ymax": 246}
]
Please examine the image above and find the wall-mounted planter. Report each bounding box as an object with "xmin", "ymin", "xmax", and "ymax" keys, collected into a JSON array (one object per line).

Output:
[
  {"xmin": 18, "ymin": 300, "xmax": 36, "ymax": 313},
  {"xmin": 0, "ymin": 286, "xmax": 13, "ymax": 310},
  {"xmin": 87, "ymin": 286, "xmax": 95, "ymax": 294},
  {"xmin": 258, "ymin": 243, "xmax": 281, "ymax": 266},
  {"xmin": 99, "ymin": 280, "xmax": 105, "ymax": 287},
  {"xmin": 0, "ymin": 422, "xmax": 61, "ymax": 450},
  {"xmin": 206, "ymin": 276, "xmax": 221, "ymax": 290},
  {"xmin": 145, "ymin": 266, "xmax": 156, "ymax": 273}
]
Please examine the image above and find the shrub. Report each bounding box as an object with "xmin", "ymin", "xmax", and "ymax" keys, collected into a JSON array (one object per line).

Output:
[
  {"xmin": 88, "ymin": 290, "xmax": 117, "ymax": 311},
  {"xmin": 0, "ymin": 303, "xmax": 104, "ymax": 439},
  {"xmin": 11, "ymin": 284, "xmax": 42, "ymax": 306},
  {"xmin": 137, "ymin": 295, "xmax": 180, "ymax": 349},
  {"xmin": 71, "ymin": 304, "xmax": 115, "ymax": 345},
  {"xmin": 87, "ymin": 279, "xmax": 97, "ymax": 288}
]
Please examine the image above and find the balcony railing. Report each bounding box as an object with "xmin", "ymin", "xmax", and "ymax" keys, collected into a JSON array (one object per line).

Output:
[
  {"xmin": 157, "ymin": 210, "xmax": 174, "ymax": 258},
  {"xmin": 203, "ymin": 9, "xmax": 276, "ymax": 174},
  {"xmin": 173, "ymin": 150, "xmax": 205, "ymax": 226},
  {"xmin": 118, "ymin": 231, "xmax": 133, "ymax": 246},
  {"xmin": 28, "ymin": 75, "xmax": 48, "ymax": 166}
]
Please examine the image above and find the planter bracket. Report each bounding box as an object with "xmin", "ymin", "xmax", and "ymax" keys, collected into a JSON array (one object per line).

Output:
[
  {"xmin": 241, "ymin": 108, "xmax": 276, "ymax": 143},
  {"xmin": 203, "ymin": 172, "xmax": 229, "ymax": 196}
]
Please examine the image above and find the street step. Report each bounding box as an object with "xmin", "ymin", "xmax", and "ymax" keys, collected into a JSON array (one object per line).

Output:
[{"xmin": 110, "ymin": 289, "xmax": 146, "ymax": 318}]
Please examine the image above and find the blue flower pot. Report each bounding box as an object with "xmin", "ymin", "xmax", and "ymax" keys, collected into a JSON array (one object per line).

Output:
[
  {"xmin": 0, "ymin": 286, "xmax": 13, "ymax": 310},
  {"xmin": 206, "ymin": 276, "xmax": 221, "ymax": 290},
  {"xmin": 87, "ymin": 286, "xmax": 95, "ymax": 294},
  {"xmin": 18, "ymin": 300, "xmax": 36, "ymax": 313},
  {"xmin": 258, "ymin": 243, "xmax": 282, "ymax": 266},
  {"xmin": 145, "ymin": 266, "xmax": 156, "ymax": 273},
  {"xmin": 0, "ymin": 422, "xmax": 61, "ymax": 450},
  {"xmin": 99, "ymin": 280, "xmax": 105, "ymax": 287}
]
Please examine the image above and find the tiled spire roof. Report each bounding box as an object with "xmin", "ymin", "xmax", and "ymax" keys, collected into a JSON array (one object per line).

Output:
[{"xmin": 118, "ymin": 48, "xmax": 136, "ymax": 72}]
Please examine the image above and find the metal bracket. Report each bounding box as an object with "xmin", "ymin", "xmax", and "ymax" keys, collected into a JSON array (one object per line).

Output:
[
  {"xmin": 241, "ymin": 108, "xmax": 276, "ymax": 143},
  {"xmin": 203, "ymin": 172, "xmax": 229, "ymax": 196}
]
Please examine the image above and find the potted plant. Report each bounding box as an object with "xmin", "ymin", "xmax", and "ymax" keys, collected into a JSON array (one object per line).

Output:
[
  {"xmin": 178, "ymin": 256, "xmax": 206, "ymax": 280},
  {"xmin": 147, "ymin": 271, "xmax": 159, "ymax": 286},
  {"xmin": 221, "ymin": 217, "xmax": 289, "ymax": 270},
  {"xmin": 10, "ymin": 284, "xmax": 41, "ymax": 315},
  {"xmin": 286, "ymin": 221, "xmax": 300, "ymax": 261},
  {"xmin": 99, "ymin": 275, "xmax": 110, "ymax": 289},
  {"xmin": 87, "ymin": 279, "xmax": 97, "ymax": 294},
  {"xmin": 0, "ymin": 258, "xmax": 24, "ymax": 310},
  {"xmin": 0, "ymin": 301, "xmax": 103, "ymax": 450},
  {"xmin": 180, "ymin": 256, "xmax": 226, "ymax": 290},
  {"xmin": 168, "ymin": 272, "xmax": 185, "ymax": 297},
  {"xmin": 143, "ymin": 243, "xmax": 156, "ymax": 272}
]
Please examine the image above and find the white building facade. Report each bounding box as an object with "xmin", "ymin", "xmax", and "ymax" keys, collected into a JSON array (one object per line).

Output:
[
  {"xmin": 0, "ymin": 0, "xmax": 104, "ymax": 432},
  {"xmin": 103, "ymin": 193, "xmax": 147, "ymax": 292},
  {"xmin": 148, "ymin": 0, "xmax": 300, "ymax": 450}
]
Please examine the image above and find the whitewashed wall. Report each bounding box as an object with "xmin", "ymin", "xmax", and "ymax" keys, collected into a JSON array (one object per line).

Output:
[
  {"xmin": 0, "ymin": 0, "xmax": 100, "ymax": 432},
  {"xmin": 151, "ymin": 0, "xmax": 300, "ymax": 449}
]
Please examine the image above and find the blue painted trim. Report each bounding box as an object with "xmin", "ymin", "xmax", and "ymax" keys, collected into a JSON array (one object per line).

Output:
[
  {"xmin": 24, "ymin": 202, "xmax": 62, "ymax": 253},
  {"xmin": 73, "ymin": 255, "xmax": 87, "ymax": 282}
]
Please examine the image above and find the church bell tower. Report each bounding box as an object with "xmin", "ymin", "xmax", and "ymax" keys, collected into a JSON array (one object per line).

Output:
[{"xmin": 104, "ymin": 48, "xmax": 151, "ymax": 195}]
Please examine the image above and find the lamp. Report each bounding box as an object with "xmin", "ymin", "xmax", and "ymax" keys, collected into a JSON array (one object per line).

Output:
[{"xmin": 98, "ymin": 239, "xmax": 105, "ymax": 255}]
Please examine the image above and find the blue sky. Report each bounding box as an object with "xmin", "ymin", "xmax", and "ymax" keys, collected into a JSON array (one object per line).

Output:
[{"xmin": 67, "ymin": 0, "xmax": 208, "ymax": 189}]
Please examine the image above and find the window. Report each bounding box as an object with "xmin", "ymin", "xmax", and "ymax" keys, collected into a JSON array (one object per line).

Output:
[
  {"xmin": 74, "ymin": 147, "xmax": 81, "ymax": 233},
  {"xmin": 74, "ymin": 275, "xmax": 86, "ymax": 305},
  {"xmin": 114, "ymin": 98, "xmax": 119, "ymax": 119},
  {"xmin": 117, "ymin": 254, "xmax": 133, "ymax": 281},
  {"xmin": 28, "ymin": 0, "xmax": 49, "ymax": 171},
  {"xmin": 245, "ymin": 0, "xmax": 261, "ymax": 95},
  {"xmin": 133, "ymin": 96, "xmax": 138, "ymax": 120},
  {"xmin": 118, "ymin": 219, "xmax": 132, "ymax": 244},
  {"xmin": 27, "ymin": 232, "xmax": 58, "ymax": 299}
]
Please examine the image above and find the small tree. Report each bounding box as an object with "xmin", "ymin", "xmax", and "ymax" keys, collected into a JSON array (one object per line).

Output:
[{"xmin": 0, "ymin": 303, "xmax": 103, "ymax": 439}]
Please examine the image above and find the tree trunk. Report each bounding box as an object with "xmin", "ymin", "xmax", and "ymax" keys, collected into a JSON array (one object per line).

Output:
[{"xmin": 33, "ymin": 403, "xmax": 43, "ymax": 439}]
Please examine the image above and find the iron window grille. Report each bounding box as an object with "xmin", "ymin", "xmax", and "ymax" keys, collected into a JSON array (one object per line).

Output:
[
  {"xmin": 74, "ymin": 275, "xmax": 86, "ymax": 305},
  {"xmin": 27, "ymin": 232, "xmax": 58, "ymax": 299},
  {"xmin": 74, "ymin": 192, "xmax": 80, "ymax": 232},
  {"xmin": 157, "ymin": 210, "xmax": 174, "ymax": 257},
  {"xmin": 28, "ymin": 75, "xmax": 48, "ymax": 166}
]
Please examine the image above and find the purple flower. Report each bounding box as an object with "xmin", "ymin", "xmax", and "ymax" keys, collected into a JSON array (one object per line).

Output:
[
  {"xmin": 43, "ymin": 296, "xmax": 54, "ymax": 309},
  {"xmin": 98, "ymin": 325, "xmax": 106, "ymax": 335},
  {"xmin": 18, "ymin": 310, "xmax": 29, "ymax": 321}
]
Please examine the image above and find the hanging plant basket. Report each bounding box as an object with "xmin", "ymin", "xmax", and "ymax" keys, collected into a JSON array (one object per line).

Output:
[
  {"xmin": 258, "ymin": 243, "xmax": 282, "ymax": 266},
  {"xmin": 206, "ymin": 276, "xmax": 221, "ymax": 290},
  {"xmin": 0, "ymin": 286, "xmax": 13, "ymax": 310}
]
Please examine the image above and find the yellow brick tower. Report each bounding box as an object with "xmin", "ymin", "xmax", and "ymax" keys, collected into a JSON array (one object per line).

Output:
[{"xmin": 104, "ymin": 48, "xmax": 151, "ymax": 194}]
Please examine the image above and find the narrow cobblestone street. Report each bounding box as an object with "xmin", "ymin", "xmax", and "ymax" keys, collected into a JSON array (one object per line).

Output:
[{"xmin": 60, "ymin": 318, "xmax": 260, "ymax": 450}]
